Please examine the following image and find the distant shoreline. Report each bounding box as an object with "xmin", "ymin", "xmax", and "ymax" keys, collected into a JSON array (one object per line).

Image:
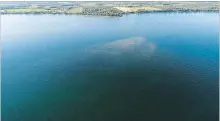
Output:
[
  {"xmin": 1, "ymin": 10, "xmax": 218, "ymax": 17},
  {"xmin": 1, "ymin": 1, "xmax": 218, "ymax": 17}
]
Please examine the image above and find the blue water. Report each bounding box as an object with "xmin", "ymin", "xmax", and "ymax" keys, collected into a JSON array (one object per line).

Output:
[{"xmin": 2, "ymin": 13, "xmax": 219, "ymax": 121}]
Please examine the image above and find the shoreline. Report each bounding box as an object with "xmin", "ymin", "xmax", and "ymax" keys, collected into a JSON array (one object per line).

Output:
[
  {"xmin": 1, "ymin": 1, "xmax": 218, "ymax": 17},
  {"xmin": 1, "ymin": 10, "xmax": 218, "ymax": 17}
]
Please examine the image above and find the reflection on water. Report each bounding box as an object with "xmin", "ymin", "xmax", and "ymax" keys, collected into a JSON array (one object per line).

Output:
[
  {"xmin": 90, "ymin": 37, "xmax": 155, "ymax": 55},
  {"xmin": 2, "ymin": 13, "xmax": 219, "ymax": 121},
  {"xmin": 84, "ymin": 37, "xmax": 156, "ymax": 68}
]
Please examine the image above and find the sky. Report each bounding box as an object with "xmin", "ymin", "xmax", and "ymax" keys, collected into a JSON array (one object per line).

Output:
[{"xmin": 0, "ymin": 0, "xmax": 217, "ymax": 1}]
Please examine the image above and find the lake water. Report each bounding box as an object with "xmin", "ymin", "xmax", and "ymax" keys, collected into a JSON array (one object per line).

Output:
[{"xmin": 1, "ymin": 13, "xmax": 219, "ymax": 121}]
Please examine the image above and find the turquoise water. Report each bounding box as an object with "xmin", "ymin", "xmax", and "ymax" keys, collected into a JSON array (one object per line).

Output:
[{"xmin": 2, "ymin": 13, "xmax": 219, "ymax": 121}]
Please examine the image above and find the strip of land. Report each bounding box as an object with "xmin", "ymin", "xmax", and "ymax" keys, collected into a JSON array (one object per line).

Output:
[{"xmin": 0, "ymin": 1, "xmax": 218, "ymax": 17}]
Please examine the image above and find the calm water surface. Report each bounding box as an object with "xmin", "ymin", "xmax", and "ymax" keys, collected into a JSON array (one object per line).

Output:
[{"xmin": 2, "ymin": 13, "xmax": 219, "ymax": 121}]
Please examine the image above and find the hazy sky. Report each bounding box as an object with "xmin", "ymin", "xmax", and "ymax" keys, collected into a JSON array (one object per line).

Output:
[{"xmin": 0, "ymin": 0, "xmax": 212, "ymax": 1}]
